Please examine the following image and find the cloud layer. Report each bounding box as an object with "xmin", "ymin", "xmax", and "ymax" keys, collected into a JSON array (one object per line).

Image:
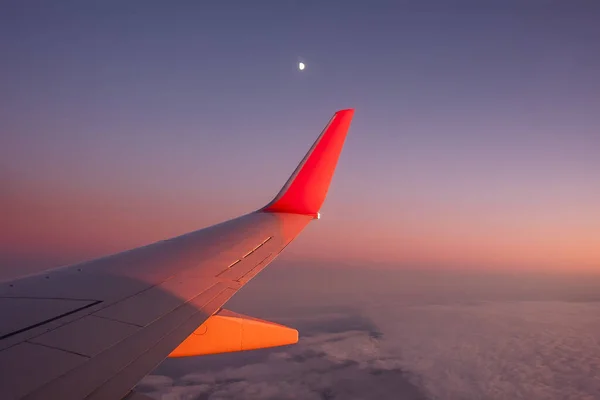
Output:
[
  {"xmin": 137, "ymin": 269, "xmax": 600, "ymax": 400},
  {"xmin": 138, "ymin": 327, "xmax": 426, "ymax": 400},
  {"xmin": 371, "ymin": 300, "xmax": 600, "ymax": 400}
]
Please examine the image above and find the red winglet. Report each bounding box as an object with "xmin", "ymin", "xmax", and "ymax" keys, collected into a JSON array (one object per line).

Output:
[{"xmin": 261, "ymin": 109, "xmax": 355, "ymax": 217}]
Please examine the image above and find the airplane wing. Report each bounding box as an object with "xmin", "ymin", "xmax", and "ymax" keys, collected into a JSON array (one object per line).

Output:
[{"xmin": 0, "ymin": 109, "xmax": 355, "ymax": 400}]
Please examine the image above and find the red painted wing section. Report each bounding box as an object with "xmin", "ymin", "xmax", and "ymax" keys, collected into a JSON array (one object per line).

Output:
[{"xmin": 261, "ymin": 109, "xmax": 355, "ymax": 216}]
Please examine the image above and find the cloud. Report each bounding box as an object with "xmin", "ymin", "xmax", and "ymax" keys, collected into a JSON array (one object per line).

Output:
[
  {"xmin": 136, "ymin": 269, "xmax": 600, "ymax": 400},
  {"xmin": 138, "ymin": 317, "xmax": 427, "ymax": 400},
  {"xmin": 368, "ymin": 300, "xmax": 600, "ymax": 400}
]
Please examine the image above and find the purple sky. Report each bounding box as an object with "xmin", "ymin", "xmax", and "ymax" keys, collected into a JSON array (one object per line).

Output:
[{"xmin": 1, "ymin": 1, "xmax": 599, "ymax": 275}]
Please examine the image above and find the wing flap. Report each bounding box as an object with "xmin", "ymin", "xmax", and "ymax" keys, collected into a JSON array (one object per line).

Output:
[{"xmin": 169, "ymin": 308, "xmax": 298, "ymax": 357}]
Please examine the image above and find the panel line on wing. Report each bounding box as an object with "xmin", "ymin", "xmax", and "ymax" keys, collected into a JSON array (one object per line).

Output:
[
  {"xmin": 0, "ymin": 300, "xmax": 102, "ymax": 341},
  {"xmin": 92, "ymin": 314, "xmax": 146, "ymax": 328},
  {"xmin": 192, "ymin": 282, "xmax": 230, "ymax": 310},
  {"xmin": 218, "ymin": 236, "xmax": 274, "ymax": 278},
  {"xmin": 242, "ymin": 236, "xmax": 272, "ymax": 259},
  {"xmin": 237, "ymin": 253, "xmax": 273, "ymax": 282},
  {"xmin": 0, "ymin": 296, "xmax": 100, "ymax": 301},
  {"xmin": 25, "ymin": 340, "xmax": 91, "ymax": 359}
]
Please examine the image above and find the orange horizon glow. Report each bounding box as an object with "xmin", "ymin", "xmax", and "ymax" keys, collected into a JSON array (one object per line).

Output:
[{"xmin": 2, "ymin": 176, "xmax": 598, "ymax": 277}]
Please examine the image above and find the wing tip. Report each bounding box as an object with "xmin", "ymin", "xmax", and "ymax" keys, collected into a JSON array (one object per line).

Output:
[
  {"xmin": 334, "ymin": 108, "xmax": 355, "ymax": 120},
  {"xmin": 261, "ymin": 109, "xmax": 355, "ymax": 216}
]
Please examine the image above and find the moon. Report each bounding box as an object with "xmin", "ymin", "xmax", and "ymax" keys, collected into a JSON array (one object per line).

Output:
[{"xmin": 298, "ymin": 62, "xmax": 305, "ymax": 71}]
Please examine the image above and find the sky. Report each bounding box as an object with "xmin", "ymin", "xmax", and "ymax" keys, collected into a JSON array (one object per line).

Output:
[{"xmin": 1, "ymin": 1, "xmax": 600, "ymax": 276}]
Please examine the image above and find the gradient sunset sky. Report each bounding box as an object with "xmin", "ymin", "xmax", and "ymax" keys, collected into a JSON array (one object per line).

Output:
[{"xmin": 1, "ymin": 1, "xmax": 599, "ymax": 277}]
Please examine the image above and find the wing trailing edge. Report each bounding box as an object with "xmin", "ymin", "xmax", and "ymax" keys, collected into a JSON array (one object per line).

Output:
[
  {"xmin": 261, "ymin": 109, "xmax": 355, "ymax": 217},
  {"xmin": 168, "ymin": 309, "xmax": 298, "ymax": 357}
]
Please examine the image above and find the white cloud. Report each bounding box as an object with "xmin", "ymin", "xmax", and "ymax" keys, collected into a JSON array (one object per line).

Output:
[
  {"xmin": 368, "ymin": 300, "xmax": 600, "ymax": 400},
  {"xmin": 136, "ymin": 267, "xmax": 600, "ymax": 400},
  {"xmin": 139, "ymin": 330, "xmax": 426, "ymax": 400}
]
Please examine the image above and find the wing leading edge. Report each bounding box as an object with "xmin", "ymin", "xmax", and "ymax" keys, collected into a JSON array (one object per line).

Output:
[{"xmin": 0, "ymin": 109, "xmax": 354, "ymax": 400}]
